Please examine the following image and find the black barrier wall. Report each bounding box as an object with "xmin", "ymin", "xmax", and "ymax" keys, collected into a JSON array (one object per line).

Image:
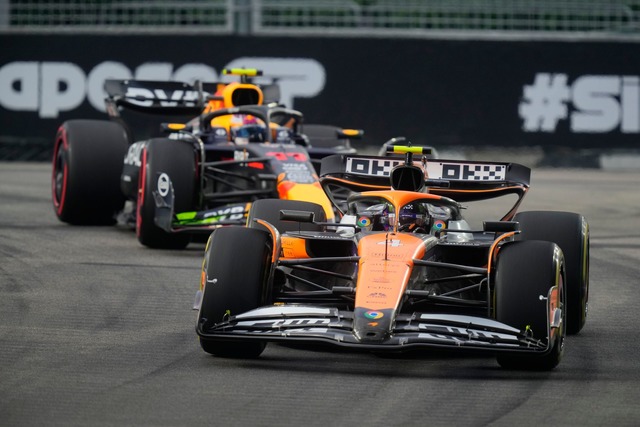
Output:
[{"xmin": 1, "ymin": 34, "xmax": 640, "ymax": 158}]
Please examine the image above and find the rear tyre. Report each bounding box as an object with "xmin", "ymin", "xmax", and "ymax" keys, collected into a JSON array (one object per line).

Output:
[
  {"xmin": 137, "ymin": 138, "xmax": 196, "ymax": 249},
  {"xmin": 515, "ymin": 211, "xmax": 589, "ymax": 334},
  {"xmin": 495, "ymin": 241, "xmax": 565, "ymax": 371},
  {"xmin": 198, "ymin": 227, "xmax": 272, "ymax": 358},
  {"xmin": 248, "ymin": 199, "xmax": 326, "ymax": 234},
  {"xmin": 51, "ymin": 120, "xmax": 129, "ymax": 225}
]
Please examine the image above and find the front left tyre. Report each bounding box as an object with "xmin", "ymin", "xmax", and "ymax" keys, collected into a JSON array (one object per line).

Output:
[
  {"xmin": 197, "ymin": 226, "xmax": 273, "ymax": 358},
  {"xmin": 136, "ymin": 138, "xmax": 196, "ymax": 249}
]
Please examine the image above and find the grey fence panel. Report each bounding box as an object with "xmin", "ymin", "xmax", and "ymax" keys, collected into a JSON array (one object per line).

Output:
[
  {"xmin": 1, "ymin": 0, "xmax": 640, "ymax": 38},
  {"xmin": 1, "ymin": 0, "xmax": 234, "ymax": 33},
  {"xmin": 254, "ymin": 0, "xmax": 639, "ymax": 33}
]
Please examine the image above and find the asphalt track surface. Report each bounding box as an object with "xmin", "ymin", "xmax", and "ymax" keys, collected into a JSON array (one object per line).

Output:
[{"xmin": 1, "ymin": 162, "xmax": 639, "ymax": 427}]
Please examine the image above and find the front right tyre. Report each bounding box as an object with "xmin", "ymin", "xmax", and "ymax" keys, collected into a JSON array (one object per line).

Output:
[
  {"xmin": 494, "ymin": 240, "xmax": 566, "ymax": 371},
  {"xmin": 515, "ymin": 211, "xmax": 589, "ymax": 334}
]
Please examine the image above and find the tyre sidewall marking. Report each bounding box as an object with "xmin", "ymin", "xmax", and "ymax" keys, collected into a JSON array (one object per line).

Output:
[{"xmin": 157, "ymin": 173, "xmax": 170, "ymax": 198}]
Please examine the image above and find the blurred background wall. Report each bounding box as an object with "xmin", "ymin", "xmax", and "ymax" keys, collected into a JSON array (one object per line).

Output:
[{"xmin": 1, "ymin": 0, "xmax": 640, "ymax": 165}]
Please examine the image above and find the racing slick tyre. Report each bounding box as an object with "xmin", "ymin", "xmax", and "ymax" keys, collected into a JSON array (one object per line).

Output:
[
  {"xmin": 198, "ymin": 227, "xmax": 272, "ymax": 358},
  {"xmin": 514, "ymin": 211, "xmax": 589, "ymax": 335},
  {"xmin": 247, "ymin": 199, "xmax": 326, "ymax": 233},
  {"xmin": 137, "ymin": 138, "xmax": 196, "ymax": 249},
  {"xmin": 494, "ymin": 240, "xmax": 566, "ymax": 371},
  {"xmin": 52, "ymin": 120, "xmax": 129, "ymax": 225}
]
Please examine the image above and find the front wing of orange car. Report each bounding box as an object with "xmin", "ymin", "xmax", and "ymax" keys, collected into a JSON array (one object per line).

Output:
[{"xmin": 196, "ymin": 305, "xmax": 553, "ymax": 354}]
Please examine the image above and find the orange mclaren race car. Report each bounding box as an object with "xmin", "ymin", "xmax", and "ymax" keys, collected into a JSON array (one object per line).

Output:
[
  {"xmin": 194, "ymin": 145, "xmax": 589, "ymax": 370},
  {"xmin": 51, "ymin": 69, "xmax": 362, "ymax": 248}
]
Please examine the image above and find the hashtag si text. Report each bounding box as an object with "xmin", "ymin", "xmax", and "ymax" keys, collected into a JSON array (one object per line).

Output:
[{"xmin": 519, "ymin": 73, "xmax": 640, "ymax": 134}]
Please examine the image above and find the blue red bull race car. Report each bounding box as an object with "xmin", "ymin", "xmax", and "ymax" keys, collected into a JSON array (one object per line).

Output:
[{"xmin": 51, "ymin": 69, "xmax": 362, "ymax": 248}]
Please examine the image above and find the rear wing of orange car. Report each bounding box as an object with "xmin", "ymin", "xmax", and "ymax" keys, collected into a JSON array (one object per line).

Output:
[{"xmin": 319, "ymin": 151, "xmax": 531, "ymax": 218}]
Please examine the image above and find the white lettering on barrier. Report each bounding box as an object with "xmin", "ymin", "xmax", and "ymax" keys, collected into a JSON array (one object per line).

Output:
[
  {"xmin": 40, "ymin": 63, "xmax": 86, "ymax": 118},
  {"xmin": 86, "ymin": 61, "xmax": 132, "ymax": 112},
  {"xmin": 0, "ymin": 58, "xmax": 325, "ymax": 119},
  {"xmin": 223, "ymin": 57, "xmax": 325, "ymax": 110},
  {"xmin": 520, "ymin": 73, "xmax": 640, "ymax": 134},
  {"xmin": 0, "ymin": 61, "xmax": 38, "ymax": 110}
]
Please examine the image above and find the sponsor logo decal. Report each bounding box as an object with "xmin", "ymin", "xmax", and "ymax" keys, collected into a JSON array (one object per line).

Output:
[
  {"xmin": 357, "ymin": 216, "xmax": 371, "ymax": 228},
  {"xmin": 266, "ymin": 152, "xmax": 308, "ymax": 162},
  {"xmin": 432, "ymin": 219, "xmax": 447, "ymax": 232},
  {"xmin": 377, "ymin": 239, "xmax": 403, "ymax": 247},
  {"xmin": 234, "ymin": 150, "xmax": 249, "ymax": 161},
  {"xmin": 202, "ymin": 205, "xmax": 245, "ymax": 221},
  {"xmin": 124, "ymin": 87, "xmax": 199, "ymax": 108},
  {"xmin": 431, "ymin": 162, "xmax": 506, "ymax": 181},
  {"xmin": 124, "ymin": 141, "xmax": 145, "ymax": 167},
  {"xmin": 346, "ymin": 157, "xmax": 506, "ymax": 182},
  {"xmin": 248, "ymin": 318, "xmax": 330, "ymax": 328},
  {"xmin": 417, "ymin": 325, "xmax": 510, "ymax": 342},
  {"xmin": 157, "ymin": 173, "xmax": 170, "ymax": 197},
  {"xmin": 345, "ymin": 157, "xmax": 403, "ymax": 177},
  {"xmin": 364, "ymin": 311, "xmax": 384, "ymax": 320},
  {"xmin": 280, "ymin": 162, "xmax": 315, "ymax": 183},
  {"xmin": 368, "ymin": 292, "xmax": 387, "ymax": 299}
]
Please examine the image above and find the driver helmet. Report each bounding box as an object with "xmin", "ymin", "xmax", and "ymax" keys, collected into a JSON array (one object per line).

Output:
[
  {"xmin": 232, "ymin": 123, "xmax": 267, "ymax": 145},
  {"xmin": 398, "ymin": 203, "xmax": 429, "ymax": 232},
  {"xmin": 356, "ymin": 203, "xmax": 393, "ymax": 232}
]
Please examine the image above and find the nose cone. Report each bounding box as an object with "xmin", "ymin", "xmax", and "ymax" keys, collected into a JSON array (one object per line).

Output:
[{"xmin": 353, "ymin": 308, "xmax": 394, "ymax": 343}]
